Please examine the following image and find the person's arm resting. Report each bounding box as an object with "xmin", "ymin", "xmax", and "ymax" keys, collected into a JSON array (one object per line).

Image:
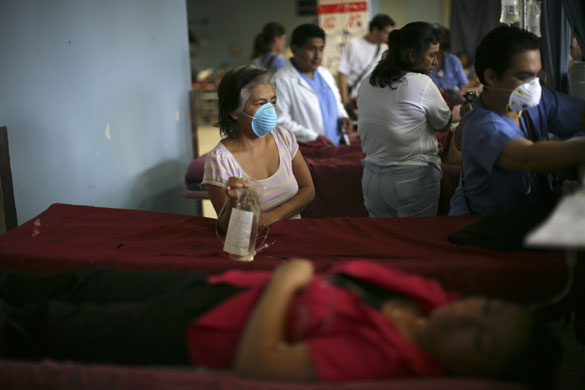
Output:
[
  {"xmin": 206, "ymin": 185, "xmax": 233, "ymax": 233},
  {"xmin": 435, "ymin": 115, "xmax": 453, "ymax": 133},
  {"xmin": 234, "ymin": 259, "xmax": 318, "ymax": 381},
  {"xmin": 497, "ymin": 137, "xmax": 585, "ymax": 173},
  {"xmin": 258, "ymin": 151, "xmax": 315, "ymax": 227},
  {"xmin": 452, "ymin": 102, "xmax": 473, "ymax": 152},
  {"xmin": 425, "ymin": 80, "xmax": 452, "ymax": 133},
  {"xmin": 435, "ymin": 102, "xmax": 458, "ymax": 133},
  {"xmin": 205, "ymin": 177, "xmax": 250, "ymax": 234}
]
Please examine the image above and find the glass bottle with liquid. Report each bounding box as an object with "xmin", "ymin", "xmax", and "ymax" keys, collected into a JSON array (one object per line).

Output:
[{"xmin": 223, "ymin": 184, "xmax": 264, "ymax": 261}]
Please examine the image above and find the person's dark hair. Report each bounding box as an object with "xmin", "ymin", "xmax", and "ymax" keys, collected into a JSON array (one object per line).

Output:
[
  {"xmin": 251, "ymin": 22, "xmax": 286, "ymax": 59},
  {"xmin": 497, "ymin": 314, "xmax": 563, "ymax": 390},
  {"xmin": 474, "ymin": 25, "xmax": 540, "ymax": 85},
  {"xmin": 291, "ymin": 23, "xmax": 325, "ymax": 48},
  {"xmin": 215, "ymin": 66, "xmax": 273, "ymax": 139},
  {"xmin": 369, "ymin": 14, "xmax": 395, "ymax": 32},
  {"xmin": 435, "ymin": 24, "xmax": 451, "ymax": 53},
  {"xmin": 369, "ymin": 21, "xmax": 440, "ymax": 89}
]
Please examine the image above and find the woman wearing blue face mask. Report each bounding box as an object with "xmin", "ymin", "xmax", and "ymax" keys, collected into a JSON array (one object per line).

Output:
[
  {"xmin": 202, "ymin": 66, "xmax": 315, "ymax": 233},
  {"xmin": 449, "ymin": 26, "xmax": 585, "ymax": 216}
]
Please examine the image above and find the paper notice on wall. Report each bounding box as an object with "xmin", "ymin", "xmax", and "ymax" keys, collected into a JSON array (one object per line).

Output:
[
  {"xmin": 317, "ymin": 0, "xmax": 369, "ymax": 75},
  {"xmin": 524, "ymin": 188, "xmax": 585, "ymax": 249}
]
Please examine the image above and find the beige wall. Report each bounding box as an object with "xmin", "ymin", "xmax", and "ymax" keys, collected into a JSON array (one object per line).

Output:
[
  {"xmin": 379, "ymin": 0, "xmax": 450, "ymax": 28},
  {"xmin": 442, "ymin": 0, "xmax": 451, "ymax": 27},
  {"xmin": 380, "ymin": 0, "xmax": 406, "ymax": 27}
]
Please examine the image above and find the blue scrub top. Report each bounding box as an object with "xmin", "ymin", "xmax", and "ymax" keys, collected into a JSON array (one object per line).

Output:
[
  {"xmin": 300, "ymin": 70, "xmax": 341, "ymax": 146},
  {"xmin": 257, "ymin": 52, "xmax": 286, "ymax": 73},
  {"xmin": 449, "ymin": 87, "xmax": 585, "ymax": 215},
  {"xmin": 430, "ymin": 53, "xmax": 469, "ymax": 90}
]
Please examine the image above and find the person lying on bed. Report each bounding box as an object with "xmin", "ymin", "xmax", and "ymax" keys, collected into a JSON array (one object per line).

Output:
[
  {"xmin": 202, "ymin": 66, "xmax": 315, "ymax": 233},
  {"xmin": 0, "ymin": 259, "xmax": 559, "ymax": 387}
]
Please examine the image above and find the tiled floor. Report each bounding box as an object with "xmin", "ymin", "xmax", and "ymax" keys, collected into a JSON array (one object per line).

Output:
[{"xmin": 197, "ymin": 124, "xmax": 221, "ymax": 218}]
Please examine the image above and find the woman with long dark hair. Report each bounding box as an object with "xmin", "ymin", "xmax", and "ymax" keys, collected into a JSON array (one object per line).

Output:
[
  {"xmin": 358, "ymin": 22, "xmax": 452, "ymax": 217},
  {"xmin": 251, "ymin": 22, "xmax": 287, "ymax": 73}
]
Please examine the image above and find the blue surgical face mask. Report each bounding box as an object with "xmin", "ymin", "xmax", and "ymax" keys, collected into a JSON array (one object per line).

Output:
[{"xmin": 240, "ymin": 102, "xmax": 277, "ymax": 137}]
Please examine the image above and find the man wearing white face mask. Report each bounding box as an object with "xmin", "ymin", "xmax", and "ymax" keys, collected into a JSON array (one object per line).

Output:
[{"xmin": 449, "ymin": 26, "xmax": 585, "ymax": 216}]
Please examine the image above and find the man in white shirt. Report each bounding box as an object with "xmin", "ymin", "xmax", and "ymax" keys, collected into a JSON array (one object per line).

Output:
[
  {"xmin": 273, "ymin": 24, "xmax": 351, "ymax": 146},
  {"xmin": 337, "ymin": 14, "xmax": 395, "ymax": 119}
]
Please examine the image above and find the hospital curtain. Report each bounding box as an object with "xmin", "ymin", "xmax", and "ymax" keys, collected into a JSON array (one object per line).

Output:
[
  {"xmin": 450, "ymin": 0, "xmax": 501, "ymax": 64},
  {"xmin": 561, "ymin": 0, "xmax": 585, "ymax": 56},
  {"xmin": 541, "ymin": 0, "xmax": 571, "ymax": 92}
]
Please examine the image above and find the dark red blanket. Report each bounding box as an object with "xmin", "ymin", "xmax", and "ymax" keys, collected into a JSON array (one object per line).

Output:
[
  {"xmin": 0, "ymin": 203, "xmax": 579, "ymax": 304},
  {"xmin": 298, "ymin": 139, "xmax": 461, "ymax": 217},
  {"xmin": 0, "ymin": 360, "xmax": 525, "ymax": 390},
  {"xmin": 0, "ymin": 204, "xmax": 581, "ymax": 390}
]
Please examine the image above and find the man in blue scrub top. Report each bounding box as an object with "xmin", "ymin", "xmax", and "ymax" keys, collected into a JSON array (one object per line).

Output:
[
  {"xmin": 274, "ymin": 24, "xmax": 352, "ymax": 146},
  {"xmin": 450, "ymin": 26, "xmax": 585, "ymax": 215}
]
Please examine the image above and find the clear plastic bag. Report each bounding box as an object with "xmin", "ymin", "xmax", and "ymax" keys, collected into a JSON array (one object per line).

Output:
[
  {"xmin": 223, "ymin": 184, "xmax": 264, "ymax": 261},
  {"xmin": 526, "ymin": 0, "xmax": 541, "ymax": 36},
  {"xmin": 499, "ymin": 0, "xmax": 520, "ymax": 24}
]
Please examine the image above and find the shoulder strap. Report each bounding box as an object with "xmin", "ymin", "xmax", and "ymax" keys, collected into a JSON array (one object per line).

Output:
[{"xmin": 349, "ymin": 44, "xmax": 382, "ymax": 92}]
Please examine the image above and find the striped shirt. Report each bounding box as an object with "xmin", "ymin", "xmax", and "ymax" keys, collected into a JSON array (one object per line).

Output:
[{"xmin": 202, "ymin": 126, "xmax": 301, "ymax": 218}]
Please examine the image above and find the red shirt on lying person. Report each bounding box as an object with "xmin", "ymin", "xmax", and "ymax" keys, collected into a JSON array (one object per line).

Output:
[{"xmin": 188, "ymin": 261, "xmax": 457, "ymax": 380}]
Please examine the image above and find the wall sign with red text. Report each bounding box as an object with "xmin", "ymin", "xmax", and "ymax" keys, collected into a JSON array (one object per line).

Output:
[{"xmin": 317, "ymin": 0, "xmax": 369, "ymax": 74}]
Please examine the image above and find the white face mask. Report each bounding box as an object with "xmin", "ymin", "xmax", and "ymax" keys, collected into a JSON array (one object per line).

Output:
[{"xmin": 506, "ymin": 77, "xmax": 542, "ymax": 111}]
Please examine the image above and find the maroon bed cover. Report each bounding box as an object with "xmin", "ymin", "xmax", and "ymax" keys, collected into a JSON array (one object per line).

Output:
[{"xmin": 0, "ymin": 203, "xmax": 581, "ymax": 390}]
